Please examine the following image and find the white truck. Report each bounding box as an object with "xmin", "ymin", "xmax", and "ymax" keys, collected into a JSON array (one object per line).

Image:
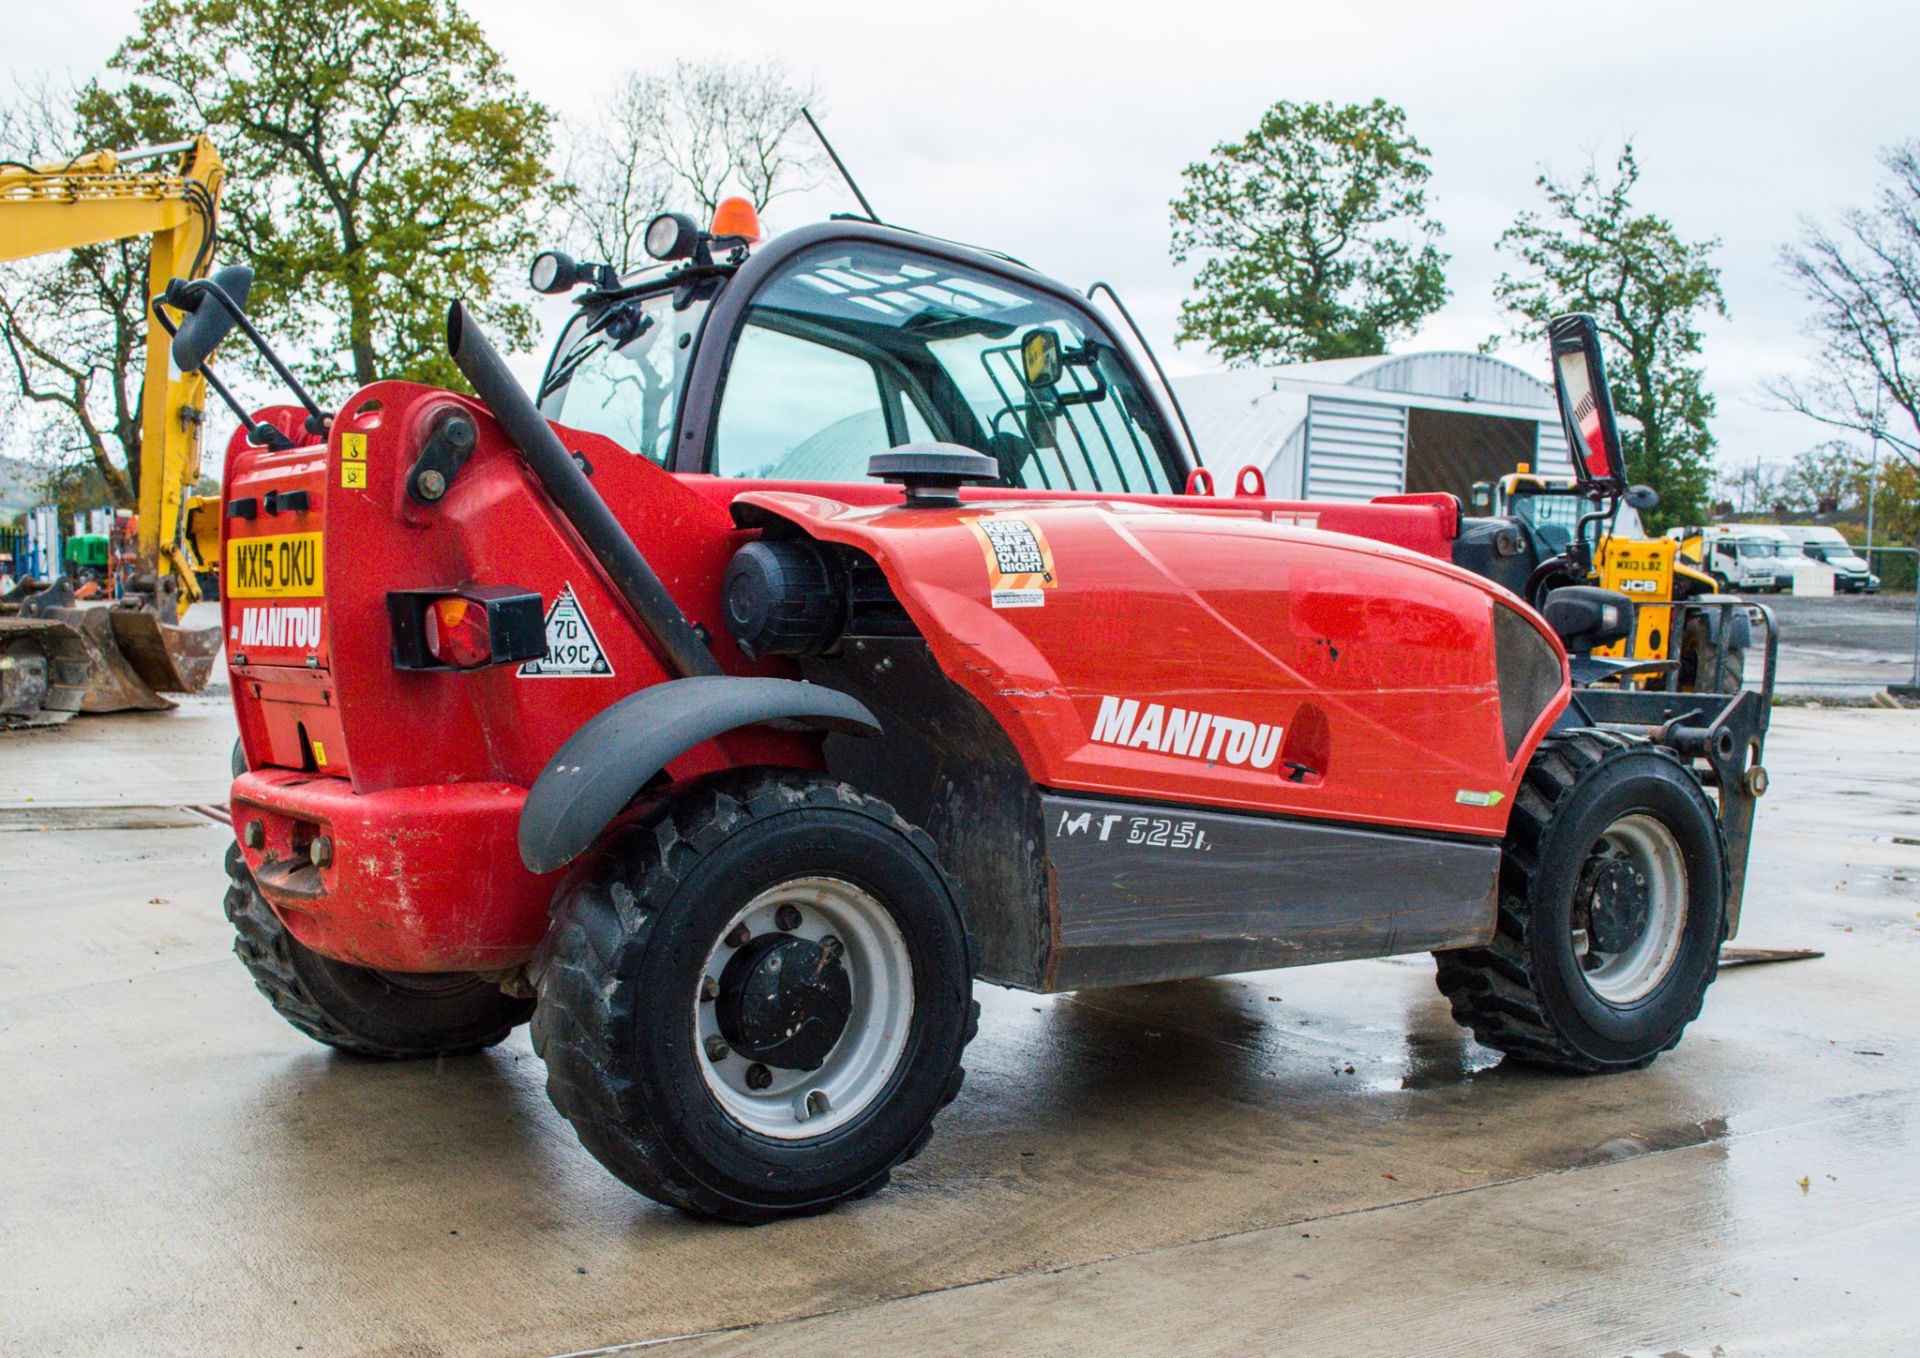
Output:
[{"xmin": 1677, "ymin": 527, "xmax": 1797, "ymax": 594}]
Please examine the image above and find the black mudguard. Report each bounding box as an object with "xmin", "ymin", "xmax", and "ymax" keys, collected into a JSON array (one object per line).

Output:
[{"xmin": 518, "ymin": 676, "xmax": 881, "ymax": 873}]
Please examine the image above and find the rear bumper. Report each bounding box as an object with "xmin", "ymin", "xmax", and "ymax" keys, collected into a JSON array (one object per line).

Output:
[{"xmin": 231, "ymin": 770, "xmax": 556, "ymax": 972}]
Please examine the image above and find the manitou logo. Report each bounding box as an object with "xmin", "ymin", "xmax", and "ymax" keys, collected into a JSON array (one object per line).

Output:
[
  {"xmin": 1088, "ymin": 696, "xmax": 1283, "ymax": 769},
  {"xmin": 238, "ymin": 605, "xmax": 322, "ymax": 649}
]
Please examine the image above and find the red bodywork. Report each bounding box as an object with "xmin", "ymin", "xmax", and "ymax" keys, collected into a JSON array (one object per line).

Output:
[{"xmin": 223, "ymin": 383, "xmax": 1566, "ymax": 973}]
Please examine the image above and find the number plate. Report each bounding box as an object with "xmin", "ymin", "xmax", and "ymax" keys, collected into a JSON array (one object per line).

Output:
[{"xmin": 226, "ymin": 532, "xmax": 324, "ymax": 598}]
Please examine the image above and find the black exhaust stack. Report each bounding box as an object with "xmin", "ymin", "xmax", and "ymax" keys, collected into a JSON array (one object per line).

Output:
[{"xmin": 446, "ymin": 302, "xmax": 721, "ymax": 680}]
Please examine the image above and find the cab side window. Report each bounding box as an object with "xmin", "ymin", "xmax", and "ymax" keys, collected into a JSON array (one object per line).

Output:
[{"xmin": 712, "ymin": 327, "xmax": 893, "ymax": 480}]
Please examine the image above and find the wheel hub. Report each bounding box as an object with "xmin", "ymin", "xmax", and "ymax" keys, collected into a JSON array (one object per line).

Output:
[
  {"xmin": 715, "ymin": 933, "xmax": 853, "ymax": 1071},
  {"xmin": 1581, "ymin": 856, "xmax": 1652, "ymax": 955}
]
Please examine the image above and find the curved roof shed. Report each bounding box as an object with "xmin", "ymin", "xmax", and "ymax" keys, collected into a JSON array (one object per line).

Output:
[{"xmin": 1175, "ymin": 351, "xmax": 1573, "ymax": 503}]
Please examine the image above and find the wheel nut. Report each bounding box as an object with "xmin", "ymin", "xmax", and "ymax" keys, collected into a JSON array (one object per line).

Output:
[
  {"xmin": 775, "ymin": 904, "xmax": 802, "ymax": 932},
  {"xmin": 746, "ymin": 1063, "xmax": 772, "ymax": 1090},
  {"xmin": 309, "ymin": 835, "xmax": 333, "ymax": 868},
  {"xmin": 725, "ymin": 923, "xmax": 752, "ymax": 948},
  {"xmin": 242, "ymin": 820, "xmax": 264, "ymax": 849},
  {"xmin": 700, "ymin": 975, "xmax": 719, "ymax": 1002},
  {"xmin": 704, "ymin": 1035, "xmax": 730, "ymax": 1063}
]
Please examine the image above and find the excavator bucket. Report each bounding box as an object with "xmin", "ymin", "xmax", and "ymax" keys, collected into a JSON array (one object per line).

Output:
[
  {"xmin": 0, "ymin": 582, "xmax": 220, "ymax": 721},
  {"xmin": 106, "ymin": 606, "xmax": 222, "ymax": 697}
]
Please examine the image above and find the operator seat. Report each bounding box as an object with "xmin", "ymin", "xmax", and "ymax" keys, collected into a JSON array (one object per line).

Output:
[{"xmin": 982, "ymin": 430, "xmax": 1037, "ymax": 486}]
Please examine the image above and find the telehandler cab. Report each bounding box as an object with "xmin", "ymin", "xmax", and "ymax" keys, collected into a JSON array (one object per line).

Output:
[{"xmin": 199, "ymin": 202, "xmax": 1772, "ymax": 1221}]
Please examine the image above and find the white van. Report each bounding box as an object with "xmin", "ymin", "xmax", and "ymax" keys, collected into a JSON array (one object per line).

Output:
[{"xmin": 1764, "ymin": 525, "xmax": 1881, "ymax": 594}]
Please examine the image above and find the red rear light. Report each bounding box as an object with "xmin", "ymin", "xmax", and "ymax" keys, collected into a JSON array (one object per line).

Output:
[
  {"xmin": 424, "ymin": 597, "xmax": 492, "ymax": 668},
  {"xmin": 387, "ymin": 585, "xmax": 547, "ymax": 671}
]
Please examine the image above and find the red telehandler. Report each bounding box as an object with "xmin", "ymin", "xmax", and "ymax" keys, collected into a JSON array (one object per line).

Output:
[{"xmin": 176, "ymin": 202, "xmax": 1771, "ymax": 1221}]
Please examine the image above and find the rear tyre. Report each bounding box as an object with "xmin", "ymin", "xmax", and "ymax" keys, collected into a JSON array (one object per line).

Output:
[
  {"xmin": 1433, "ymin": 731, "xmax": 1727, "ymax": 1072},
  {"xmin": 1675, "ymin": 614, "xmax": 1746, "ymax": 694},
  {"xmin": 531, "ymin": 770, "xmax": 977, "ymax": 1223},
  {"xmin": 223, "ymin": 843, "xmax": 532, "ymax": 1058}
]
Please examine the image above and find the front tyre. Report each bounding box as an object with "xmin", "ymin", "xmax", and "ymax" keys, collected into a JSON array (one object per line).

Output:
[
  {"xmin": 1434, "ymin": 731, "xmax": 1727, "ymax": 1072},
  {"xmin": 531, "ymin": 771, "xmax": 977, "ymax": 1222},
  {"xmin": 223, "ymin": 844, "xmax": 532, "ymax": 1058}
]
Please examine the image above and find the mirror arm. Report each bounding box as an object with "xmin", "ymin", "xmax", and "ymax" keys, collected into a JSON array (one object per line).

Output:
[
  {"xmin": 1087, "ymin": 281, "xmax": 1204, "ymax": 476},
  {"xmin": 169, "ymin": 278, "xmax": 330, "ymax": 435},
  {"xmin": 150, "ymin": 299, "xmax": 295, "ymax": 450}
]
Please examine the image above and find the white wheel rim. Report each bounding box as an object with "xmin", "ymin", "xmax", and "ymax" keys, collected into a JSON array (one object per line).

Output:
[
  {"xmin": 694, "ymin": 876, "xmax": 914, "ymax": 1140},
  {"xmin": 1574, "ymin": 813, "xmax": 1689, "ymax": 1004}
]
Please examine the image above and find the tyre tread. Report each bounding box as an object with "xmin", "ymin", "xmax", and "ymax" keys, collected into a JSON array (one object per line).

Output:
[
  {"xmin": 1434, "ymin": 730, "xmax": 1727, "ymax": 1073},
  {"xmin": 222, "ymin": 843, "xmax": 519, "ymax": 1059},
  {"xmin": 530, "ymin": 769, "xmax": 977, "ymax": 1223}
]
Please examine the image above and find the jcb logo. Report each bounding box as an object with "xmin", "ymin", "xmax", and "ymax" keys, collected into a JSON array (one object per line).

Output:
[{"xmin": 226, "ymin": 533, "xmax": 324, "ymax": 598}]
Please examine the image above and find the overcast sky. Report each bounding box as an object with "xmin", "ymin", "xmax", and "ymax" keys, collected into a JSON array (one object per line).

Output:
[{"xmin": 12, "ymin": 0, "xmax": 1919, "ymax": 470}]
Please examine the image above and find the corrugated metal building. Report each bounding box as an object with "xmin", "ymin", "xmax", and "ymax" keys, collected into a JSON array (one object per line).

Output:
[{"xmin": 1174, "ymin": 352, "xmax": 1572, "ymax": 504}]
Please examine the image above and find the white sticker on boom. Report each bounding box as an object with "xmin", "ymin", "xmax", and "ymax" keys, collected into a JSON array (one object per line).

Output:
[{"xmin": 518, "ymin": 583, "xmax": 614, "ymax": 677}]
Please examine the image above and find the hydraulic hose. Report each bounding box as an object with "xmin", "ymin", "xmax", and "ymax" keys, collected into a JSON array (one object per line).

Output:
[{"xmin": 446, "ymin": 301, "xmax": 721, "ymax": 680}]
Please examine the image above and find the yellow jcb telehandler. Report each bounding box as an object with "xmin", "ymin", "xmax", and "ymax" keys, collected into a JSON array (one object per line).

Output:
[{"xmin": 1471, "ymin": 466, "xmax": 1749, "ymax": 693}]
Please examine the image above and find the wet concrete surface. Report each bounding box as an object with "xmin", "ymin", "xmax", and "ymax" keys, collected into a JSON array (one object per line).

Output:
[
  {"xmin": 1752, "ymin": 591, "xmax": 1920, "ymax": 693},
  {"xmin": 1, "ymin": 702, "xmax": 1917, "ymax": 1356}
]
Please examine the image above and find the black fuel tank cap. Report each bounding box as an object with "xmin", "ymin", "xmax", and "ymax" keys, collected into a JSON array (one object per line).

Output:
[{"xmin": 868, "ymin": 443, "xmax": 999, "ymax": 507}]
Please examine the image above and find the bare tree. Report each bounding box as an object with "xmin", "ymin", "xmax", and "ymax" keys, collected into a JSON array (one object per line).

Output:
[
  {"xmin": 1712, "ymin": 457, "xmax": 1786, "ymax": 517},
  {"xmin": 566, "ymin": 58, "xmax": 822, "ymax": 272},
  {"xmin": 1770, "ymin": 143, "xmax": 1920, "ymax": 471},
  {"xmin": 566, "ymin": 75, "xmax": 673, "ymax": 274}
]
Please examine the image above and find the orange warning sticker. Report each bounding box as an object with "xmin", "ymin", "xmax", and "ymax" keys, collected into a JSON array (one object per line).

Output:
[{"xmin": 967, "ymin": 515, "xmax": 1056, "ymax": 609}]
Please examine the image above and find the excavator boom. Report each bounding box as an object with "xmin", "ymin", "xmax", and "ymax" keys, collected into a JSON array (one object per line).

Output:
[{"xmin": 0, "ymin": 135, "xmax": 224, "ymax": 721}]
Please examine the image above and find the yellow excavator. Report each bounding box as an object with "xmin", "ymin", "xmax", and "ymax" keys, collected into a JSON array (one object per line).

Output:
[{"xmin": 0, "ymin": 135, "xmax": 225, "ymax": 721}]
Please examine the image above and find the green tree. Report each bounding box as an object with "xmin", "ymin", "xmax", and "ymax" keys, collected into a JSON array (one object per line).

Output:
[
  {"xmin": 1779, "ymin": 440, "xmax": 1862, "ymax": 513},
  {"xmin": 1491, "ymin": 145, "xmax": 1725, "ymax": 532},
  {"xmin": 116, "ymin": 0, "xmax": 554, "ymax": 396},
  {"xmin": 1169, "ymin": 99, "xmax": 1448, "ymax": 364}
]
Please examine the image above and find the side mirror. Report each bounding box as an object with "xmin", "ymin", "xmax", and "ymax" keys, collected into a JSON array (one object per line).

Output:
[
  {"xmin": 169, "ymin": 265, "xmax": 253, "ymax": 373},
  {"xmin": 1548, "ymin": 313, "xmax": 1627, "ymax": 493},
  {"xmin": 1541, "ymin": 585, "xmax": 1634, "ymax": 653},
  {"xmin": 1470, "ymin": 480, "xmax": 1492, "ymax": 511},
  {"xmin": 1021, "ymin": 329, "xmax": 1062, "ymax": 388},
  {"xmin": 1624, "ymin": 483, "xmax": 1659, "ymax": 511}
]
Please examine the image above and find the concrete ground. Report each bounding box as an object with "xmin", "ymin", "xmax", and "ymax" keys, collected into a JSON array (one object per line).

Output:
[
  {"xmin": 1749, "ymin": 591, "xmax": 1920, "ymax": 693},
  {"xmin": 2, "ymin": 697, "xmax": 1917, "ymax": 1357}
]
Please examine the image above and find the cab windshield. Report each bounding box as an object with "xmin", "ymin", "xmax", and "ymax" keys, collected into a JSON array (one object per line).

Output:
[
  {"xmin": 537, "ymin": 285, "xmax": 712, "ymax": 466},
  {"xmin": 709, "ymin": 242, "xmax": 1180, "ymax": 492},
  {"xmin": 1735, "ymin": 539, "xmax": 1779, "ymax": 558},
  {"xmin": 1507, "ymin": 491, "xmax": 1643, "ymax": 545}
]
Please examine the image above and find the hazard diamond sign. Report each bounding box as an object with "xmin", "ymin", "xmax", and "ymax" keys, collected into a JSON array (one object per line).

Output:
[{"xmin": 518, "ymin": 584, "xmax": 614, "ymax": 677}]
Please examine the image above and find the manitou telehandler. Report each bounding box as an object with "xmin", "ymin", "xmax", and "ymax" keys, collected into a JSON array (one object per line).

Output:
[{"xmin": 185, "ymin": 201, "xmax": 1773, "ymax": 1221}]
